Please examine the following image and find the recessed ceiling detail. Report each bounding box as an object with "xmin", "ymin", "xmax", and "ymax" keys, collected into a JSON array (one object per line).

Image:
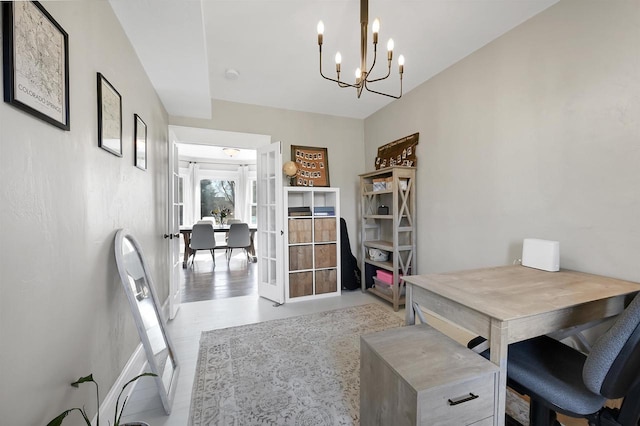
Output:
[{"xmin": 111, "ymin": 0, "xmax": 558, "ymax": 120}]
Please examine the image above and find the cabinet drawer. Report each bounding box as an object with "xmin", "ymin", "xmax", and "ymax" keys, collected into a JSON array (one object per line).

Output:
[
  {"xmin": 314, "ymin": 243, "xmax": 336, "ymax": 268},
  {"xmin": 289, "ymin": 272, "xmax": 312, "ymax": 298},
  {"xmin": 314, "ymin": 217, "xmax": 336, "ymax": 242},
  {"xmin": 418, "ymin": 374, "xmax": 496, "ymax": 425},
  {"xmin": 289, "ymin": 245, "xmax": 313, "ymax": 270},
  {"xmin": 315, "ymin": 269, "xmax": 337, "ymax": 294},
  {"xmin": 469, "ymin": 417, "xmax": 494, "ymax": 426},
  {"xmin": 288, "ymin": 219, "xmax": 312, "ymax": 243},
  {"xmin": 361, "ymin": 324, "xmax": 498, "ymax": 426}
]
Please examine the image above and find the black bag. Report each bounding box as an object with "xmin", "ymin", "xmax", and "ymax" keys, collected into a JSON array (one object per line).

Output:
[{"xmin": 340, "ymin": 218, "xmax": 361, "ymax": 290}]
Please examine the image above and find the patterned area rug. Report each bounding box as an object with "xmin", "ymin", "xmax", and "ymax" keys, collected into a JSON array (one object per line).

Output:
[
  {"xmin": 189, "ymin": 303, "xmax": 532, "ymax": 426},
  {"xmin": 189, "ymin": 304, "xmax": 404, "ymax": 425}
]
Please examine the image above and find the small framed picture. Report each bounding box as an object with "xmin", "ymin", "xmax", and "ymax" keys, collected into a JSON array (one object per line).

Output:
[
  {"xmin": 97, "ymin": 73, "xmax": 122, "ymax": 157},
  {"xmin": 134, "ymin": 114, "xmax": 147, "ymax": 170},
  {"xmin": 2, "ymin": 1, "xmax": 70, "ymax": 130},
  {"xmin": 290, "ymin": 145, "xmax": 330, "ymax": 187}
]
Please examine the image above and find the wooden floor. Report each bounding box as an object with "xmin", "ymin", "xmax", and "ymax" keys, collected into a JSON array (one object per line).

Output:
[{"xmin": 181, "ymin": 250, "xmax": 257, "ymax": 302}]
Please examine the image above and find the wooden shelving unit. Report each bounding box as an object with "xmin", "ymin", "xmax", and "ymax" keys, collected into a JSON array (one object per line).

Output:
[
  {"xmin": 284, "ymin": 187, "xmax": 341, "ymax": 302},
  {"xmin": 359, "ymin": 166, "xmax": 416, "ymax": 311}
]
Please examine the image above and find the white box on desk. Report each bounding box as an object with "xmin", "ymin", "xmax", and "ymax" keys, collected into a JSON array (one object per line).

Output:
[{"xmin": 522, "ymin": 238, "xmax": 560, "ymax": 272}]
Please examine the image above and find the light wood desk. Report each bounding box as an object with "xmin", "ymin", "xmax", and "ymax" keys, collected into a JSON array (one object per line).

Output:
[{"xmin": 403, "ymin": 265, "xmax": 640, "ymax": 426}]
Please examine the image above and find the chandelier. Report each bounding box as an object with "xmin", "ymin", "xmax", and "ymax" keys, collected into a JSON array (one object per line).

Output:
[{"xmin": 317, "ymin": 0, "xmax": 404, "ymax": 99}]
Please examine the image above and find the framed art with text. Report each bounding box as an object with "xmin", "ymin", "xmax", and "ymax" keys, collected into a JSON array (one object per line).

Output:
[
  {"xmin": 291, "ymin": 145, "xmax": 330, "ymax": 187},
  {"xmin": 97, "ymin": 73, "xmax": 122, "ymax": 157},
  {"xmin": 375, "ymin": 133, "xmax": 419, "ymax": 169},
  {"xmin": 2, "ymin": 1, "xmax": 70, "ymax": 130},
  {"xmin": 134, "ymin": 114, "xmax": 147, "ymax": 170}
]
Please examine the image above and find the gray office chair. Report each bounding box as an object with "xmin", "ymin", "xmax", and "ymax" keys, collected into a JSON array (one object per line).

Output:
[
  {"xmin": 189, "ymin": 223, "xmax": 217, "ymax": 267},
  {"xmin": 225, "ymin": 223, "xmax": 251, "ymax": 262},
  {"xmin": 470, "ymin": 291, "xmax": 640, "ymax": 426}
]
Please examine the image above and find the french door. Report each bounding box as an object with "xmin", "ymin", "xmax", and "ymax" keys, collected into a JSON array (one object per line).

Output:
[
  {"xmin": 168, "ymin": 141, "xmax": 181, "ymax": 319},
  {"xmin": 256, "ymin": 141, "xmax": 284, "ymax": 304}
]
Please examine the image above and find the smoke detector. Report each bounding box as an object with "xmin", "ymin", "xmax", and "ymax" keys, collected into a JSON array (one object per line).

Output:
[{"xmin": 225, "ymin": 68, "xmax": 240, "ymax": 80}]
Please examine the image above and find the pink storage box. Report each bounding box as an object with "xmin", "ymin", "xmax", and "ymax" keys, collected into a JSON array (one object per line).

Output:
[
  {"xmin": 376, "ymin": 270, "xmax": 402, "ymax": 284},
  {"xmin": 373, "ymin": 277, "xmax": 406, "ymax": 296}
]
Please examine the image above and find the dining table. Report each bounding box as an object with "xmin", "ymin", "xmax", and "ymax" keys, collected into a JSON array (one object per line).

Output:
[
  {"xmin": 179, "ymin": 224, "xmax": 257, "ymax": 267},
  {"xmin": 403, "ymin": 265, "xmax": 640, "ymax": 426}
]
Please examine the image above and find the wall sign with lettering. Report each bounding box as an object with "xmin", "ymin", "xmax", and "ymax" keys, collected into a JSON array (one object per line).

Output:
[
  {"xmin": 375, "ymin": 133, "xmax": 419, "ymax": 169},
  {"xmin": 291, "ymin": 145, "xmax": 330, "ymax": 187}
]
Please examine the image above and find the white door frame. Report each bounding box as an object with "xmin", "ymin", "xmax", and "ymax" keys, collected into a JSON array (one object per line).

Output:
[{"xmin": 166, "ymin": 125, "xmax": 272, "ymax": 304}]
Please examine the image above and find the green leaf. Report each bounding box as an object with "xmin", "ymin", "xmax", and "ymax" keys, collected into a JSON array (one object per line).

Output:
[
  {"xmin": 70, "ymin": 374, "xmax": 95, "ymax": 387},
  {"xmin": 46, "ymin": 408, "xmax": 91, "ymax": 426},
  {"xmin": 114, "ymin": 372, "xmax": 157, "ymax": 425}
]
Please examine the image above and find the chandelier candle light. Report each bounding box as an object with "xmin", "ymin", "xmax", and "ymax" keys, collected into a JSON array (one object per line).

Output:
[{"xmin": 317, "ymin": 0, "xmax": 404, "ymax": 99}]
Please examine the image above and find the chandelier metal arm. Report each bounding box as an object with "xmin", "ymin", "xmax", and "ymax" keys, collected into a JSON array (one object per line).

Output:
[
  {"xmin": 316, "ymin": 0, "xmax": 403, "ymax": 99},
  {"xmin": 365, "ymin": 44, "xmax": 378, "ymax": 78},
  {"xmin": 365, "ymin": 60, "xmax": 392, "ymax": 83},
  {"xmin": 363, "ymin": 77, "xmax": 403, "ymax": 99},
  {"xmin": 319, "ymin": 46, "xmax": 360, "ymax": 89}
]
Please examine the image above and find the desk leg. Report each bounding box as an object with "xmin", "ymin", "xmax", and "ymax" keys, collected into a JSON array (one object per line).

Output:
[
  {"xmin": 182, "ymin": 233, "xmax": 192, "ymax": 268},
  {"xmin": 490, "ymin": 318, "xmax": 508, "ymax": 426},
  {"xmin": 248, "ymin": 230, "xmax": 257, "ymax": 262},
  {"xmin": 405, "ymin": 284, "xmax": 415, "ymax": 325}
]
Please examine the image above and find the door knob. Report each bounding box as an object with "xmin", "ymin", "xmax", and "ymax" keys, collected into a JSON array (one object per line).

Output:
[{"xmin": 163, "ymin": 234, "xmax": 173, "ymax": 239}]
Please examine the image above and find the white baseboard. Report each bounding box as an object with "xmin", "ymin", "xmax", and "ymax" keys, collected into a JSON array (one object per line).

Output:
[
  {"xmin": 94, "ymin": 343, "xmax": 147, "ymax": 425},
  {"xmin": 96, "ymin": 298, "xmax": 171, "ymax": 424}
]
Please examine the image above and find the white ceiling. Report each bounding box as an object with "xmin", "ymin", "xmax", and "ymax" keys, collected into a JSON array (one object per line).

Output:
[
  {"xmin": 110, "ymin": 0, "xmax": 558, "ymax": 120},
  {"xmin": 170, "ymin": 125, "xmax": 268, "ymax": 163},
  {"xmin": 176, "ymin": 143, "xmax": 257, "ymax": 164}
]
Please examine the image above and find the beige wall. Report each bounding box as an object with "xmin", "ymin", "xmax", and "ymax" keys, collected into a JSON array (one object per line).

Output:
[
  {"xmin": 171, "ymin": 100, "xmax": 366, "ymax": 249},
  {"xmin": 365, "ymin": 0, "xmax": 639, "ymax": 281},
  {"xmin": 0, "ymin": 2, "xmax": 169, "ymax": 424}
]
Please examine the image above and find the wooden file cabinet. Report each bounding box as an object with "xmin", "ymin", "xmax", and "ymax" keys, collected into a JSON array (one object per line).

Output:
[{"xmin": 360, "ymin": 324, "xmax": 498, "ymax": 426}]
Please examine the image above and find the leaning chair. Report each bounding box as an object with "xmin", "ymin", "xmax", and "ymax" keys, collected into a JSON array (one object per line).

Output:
[
  {"xmin": 189, "ymin": 222, "xmax": 217, "ymax": 267},
  {"xmin": 225, "ymin": 223, "xmax": 251, "ymax": 262},
  {"xmin": 471, "ymin": 291, "xmax": 640, "ymax": 426}
]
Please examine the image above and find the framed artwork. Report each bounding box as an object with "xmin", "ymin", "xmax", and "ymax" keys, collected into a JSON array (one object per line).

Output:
[
  {"xmin": 291, "ymin": 145, "xmax": 330, "ymax": 187},
  {"xmin": 2, "ymin": 1, "xmax": 70, "ymax": 130},
  {"xmin": 375, "ymin": 133, "xmax": 419, "ymax": 169},
  {"xmin": 97, "ymin": 73, "xmax": 122, "ymax": 157},
  {"xmin": 134, "ymin": 114, "xmax": 147, "ymax": 170}
]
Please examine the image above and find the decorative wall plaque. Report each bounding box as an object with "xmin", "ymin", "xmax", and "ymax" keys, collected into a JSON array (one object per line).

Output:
[
  {"xmin": 291, "ymin": 145, "xmax": 330, "ymax": 187},
  {"xmin": 375, "ymin": 133, "xmax": 419, "ymax": 169}
]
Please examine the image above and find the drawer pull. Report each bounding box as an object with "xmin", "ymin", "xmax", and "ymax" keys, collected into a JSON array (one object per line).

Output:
[{"xmin": 447, "ymin": 393, "xmax": 479, "ymax": 406}]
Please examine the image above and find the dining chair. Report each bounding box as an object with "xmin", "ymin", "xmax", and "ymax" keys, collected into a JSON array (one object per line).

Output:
[
  {"xmin": 189, "ymin": 223, "xmax": 217, "ymax": 267},
  {"xmin": 225, "ymin": 223, "xmax": 251, "ymax": 262},
  {"xmin": 469, "ymin": 292, "xmax": 640, "ymax": 426},
  {"xmin": 226, "ymin": 219, "xmax": 242, "ymax": 224}
]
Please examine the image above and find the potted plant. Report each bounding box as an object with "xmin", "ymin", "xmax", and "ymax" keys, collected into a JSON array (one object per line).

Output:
[
  {"xmin": 211, "ymin": 207, "xmax": 231, "ymax": 225},
  {"xmin": 47, "ymin": 373, "xmax": 155, "ymax": 426}
]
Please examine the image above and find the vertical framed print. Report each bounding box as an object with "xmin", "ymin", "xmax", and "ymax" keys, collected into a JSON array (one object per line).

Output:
[
  {"xmin": 291, "ymin": 145, "xmax": 330, "ymax": 187},
  {"xmin": 97, "ymin": 73, "xmax": 122, "ymax": 157},
  {"xmin": 2, "ymin": 1, "xmax": 70, "ymax": 130},
  {"xmin": 134, "ymin": 114, "xmax": 147, "ymax": 170}
]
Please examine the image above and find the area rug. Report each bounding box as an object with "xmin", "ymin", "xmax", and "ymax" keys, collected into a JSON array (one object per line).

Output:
[
  {"xmin": 189, "ymin": 303, "xmax": 404, "ymax": 425},
  {"xmin": 189, "ymin": 303, "xmax": 532, "ymax": 426}
]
